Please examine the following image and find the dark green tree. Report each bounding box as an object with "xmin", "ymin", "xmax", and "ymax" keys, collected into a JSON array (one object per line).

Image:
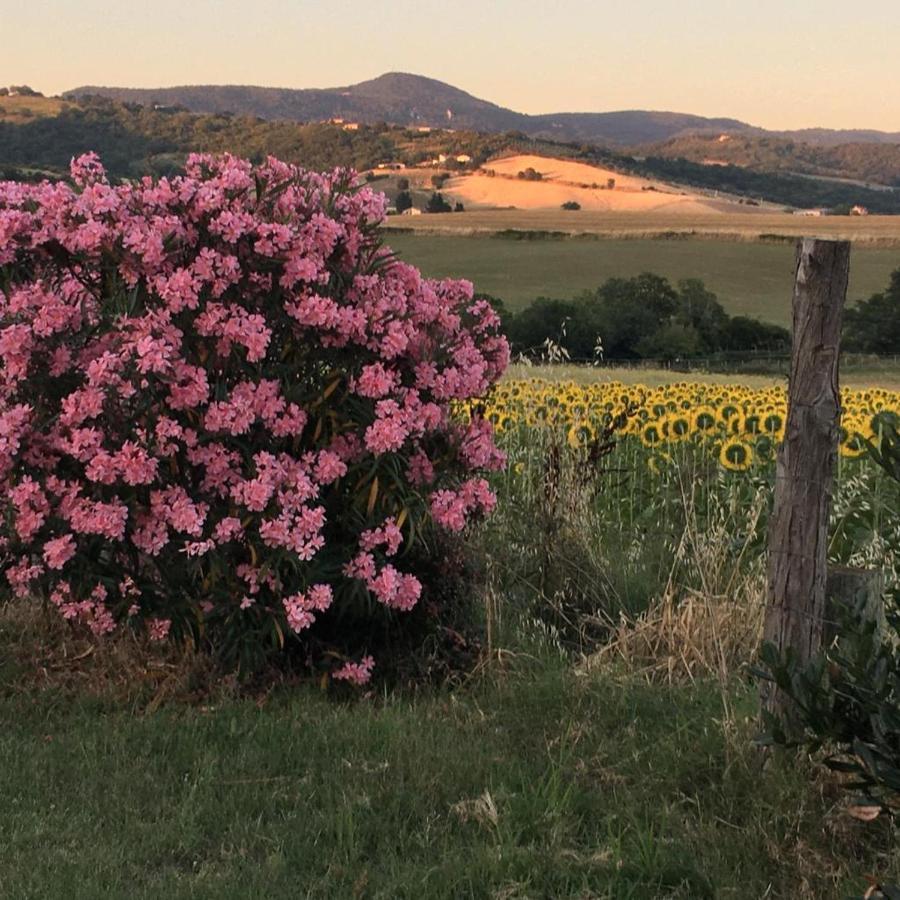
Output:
[
  {"xmin": 425, "ymin": 192, "xmax": 452, "ymax": 213},
  {"xmin": 843, "ymin": 269, "xmax": 900, "ymax": 353},
  {"xmin": 395, "ymin": 190, "xmax": 413, "ymax": 213}
]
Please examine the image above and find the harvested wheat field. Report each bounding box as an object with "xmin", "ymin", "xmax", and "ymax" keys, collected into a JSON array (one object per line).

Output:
[{"xmin": 442, "ymin": 153, "xmax": 764, "ymax": 214}]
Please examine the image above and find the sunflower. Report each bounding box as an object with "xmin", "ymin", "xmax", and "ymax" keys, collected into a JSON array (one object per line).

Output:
[
  {"xmin": 691, "ymin": 406, "xmax": 718, "ymax": 437},
  {"xmin": 839, "ymin": 416, "xmax": 868, "ymax": 459},
  {"xmin": 640, "ymin": 420, "xmax": 664, "ymax": 448},
  {"xmin": 761, "ymin": 410, "xmax": 785, "ymax": 437},
  {"xmin": 719, "ymin": 437, "xmax": 754, "ymax": 471},
  {"xmin": 665, "ymin": 412, "xmax": 692, "ymax": 441},
  {"xmin": 718, "ymin": 403, "xmax": 742, "ymax": 426},
  {"xmin": 567, "ymin": 420, "xmax": 596, "ymax": 449}
]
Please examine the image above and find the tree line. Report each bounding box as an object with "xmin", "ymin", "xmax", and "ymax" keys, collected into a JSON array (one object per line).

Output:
[
  {"xmin": 490, "ymin": 273, "xmax": 790, "ymax": 362},
  {"xmin": 491, "ymin": 266, "xmax": 900, "ymax": 362}
]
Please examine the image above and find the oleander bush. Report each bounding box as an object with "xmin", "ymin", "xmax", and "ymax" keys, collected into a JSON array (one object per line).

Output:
[{"xmin": 0, "ymin": 152, "xmax": 508, "ymax": 675}]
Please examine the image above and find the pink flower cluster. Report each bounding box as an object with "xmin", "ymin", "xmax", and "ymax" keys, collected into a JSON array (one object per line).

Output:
[
  {"xmin": 0, "ymin": 152, "xmax": 508, "ymax": 672},
  {"xmin": 332, "ymin": 655, "xmax": 375, "ymax": 686}
]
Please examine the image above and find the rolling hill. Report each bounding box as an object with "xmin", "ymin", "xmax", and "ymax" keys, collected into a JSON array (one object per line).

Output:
[{"xmin": 65, "ymin": 72, "xmax": 900, "ymax": 148}]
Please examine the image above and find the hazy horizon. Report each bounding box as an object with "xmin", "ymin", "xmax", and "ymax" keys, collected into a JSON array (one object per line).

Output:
[{"xmin": 4, "ymin": 0, "xmax": 900, "ymax": 132}]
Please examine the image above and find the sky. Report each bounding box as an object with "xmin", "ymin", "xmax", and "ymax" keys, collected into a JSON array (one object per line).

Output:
[{"xmin": 3, "ymin": 0, "xmax": 900, "ymax": 131}]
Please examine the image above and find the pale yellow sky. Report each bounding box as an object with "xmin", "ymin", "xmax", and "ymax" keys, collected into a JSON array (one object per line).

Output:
[{"xmin": 3, "ymin": 0, "xmax": 900, "ymax": 131}]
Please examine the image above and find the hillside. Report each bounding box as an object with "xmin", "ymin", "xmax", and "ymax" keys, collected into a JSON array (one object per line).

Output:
[
  {"xmin": 2, "ymin": 93, "xmax": 899, "ymax": 213},
  {"xmin": 61, "ymin": 74, "xmax": 757, "ymax": 145},
  {"xmin": 438, "ymin": 153, "xmax": 760, "ymax": 214},
  {"xmin": 641, "ymin": 133, "xmax": 900, "ymax": 188},
  {"xmin": 65, "ymin": 72, "xmax": 900, "ymax": 148}
]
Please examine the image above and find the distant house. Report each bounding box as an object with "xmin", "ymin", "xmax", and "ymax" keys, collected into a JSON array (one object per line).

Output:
[
  {"xmin": 455, "ymin": 154, "xmax": 472, "ymax": 164},
  {"xmin": 401, "ymin": 207, "xmax": 423, "ymax": 216},
  {"xmin": 793, "ymin": 208, "xmax": 826, "ymax": 217},
  {"xmin": 342, "ymin": 122, "xmax": 360, "ymax": 131},
  {"xmin": 850, "ymin": 205, "xmax": 870, "ymax": 216},
  {"xmin": 415, "ymin": 126, "xmax": 431, "ymax": 134}
]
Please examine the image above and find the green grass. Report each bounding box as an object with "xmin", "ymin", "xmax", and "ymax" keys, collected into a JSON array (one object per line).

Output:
[
  {"xmin": 1, "ymin": 662, "xmax": 894, "ymax": 899},
  {"xmin": 385, "ymin": 234, "xmax": 900, "ymax": 326}
]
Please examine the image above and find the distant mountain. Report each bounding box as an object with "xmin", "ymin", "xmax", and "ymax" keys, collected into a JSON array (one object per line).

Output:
[
  {"xmin": 63, "ymin": 73, "xmax": 756, "ymax": 146},
  {"xmin": 64, "ymin": 72, "xmax": 900, "ymax": 148}
]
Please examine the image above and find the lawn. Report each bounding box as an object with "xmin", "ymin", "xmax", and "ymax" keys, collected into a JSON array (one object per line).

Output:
[
  {"xmin": 1, "ymin": 655, "xmax": 893, "ymax": 899},
  {"xmin": 384, "ymin": 233, "xmax": 900, "ymax": 326}
]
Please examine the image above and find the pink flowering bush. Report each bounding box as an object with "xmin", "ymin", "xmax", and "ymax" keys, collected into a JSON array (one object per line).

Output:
[{"xmin": 0, "ymin": 152, "xmax": 508, "ymax": 673}]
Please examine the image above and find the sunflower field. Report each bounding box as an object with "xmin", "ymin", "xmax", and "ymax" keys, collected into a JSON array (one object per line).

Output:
[
  {"xmin": 482, "ymin": 378, "xmax": 897, "ymax": 470},
  {"xmin": 468, "ymin": 377, "xmax": 900, "ymax": 654}
]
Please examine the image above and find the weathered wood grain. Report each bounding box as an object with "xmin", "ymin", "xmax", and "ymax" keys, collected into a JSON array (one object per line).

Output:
[{"xmin": 761, "ymin": 238, "xmax": 850, "ymax": 720}]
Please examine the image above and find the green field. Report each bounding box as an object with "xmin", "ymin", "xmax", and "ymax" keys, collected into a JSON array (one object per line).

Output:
[{"xmin": 385, "ymin": 234, "xmax": 900, "ymax": 326}]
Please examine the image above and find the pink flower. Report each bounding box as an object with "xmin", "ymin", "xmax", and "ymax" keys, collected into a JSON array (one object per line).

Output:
[
  {"xmin": 148, "ymin": 618, "xmax": 172, "ymax": 641},
  {"xmin": 0, "ymin": 151, "xmax": 508, "ymax": 655},
  {"xmin": 332, "ymin": 655, "xmax": 375, "ymax": 686},
  {"xmin": 43, "ymin": 534, "xmax": 76, "ymax": 570}
]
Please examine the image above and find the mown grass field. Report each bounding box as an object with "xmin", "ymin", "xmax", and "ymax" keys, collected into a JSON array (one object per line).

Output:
[
  {"xmin": 2, "ymin": 641, "xmax": 895, "ymax": 899},
  {"xmin": 385, "ymin": 209, "xmax": 900, "ymax": 244},
  {"xmin": 385, "ymin": 233, "xmax": 900, "ymax": 326}
]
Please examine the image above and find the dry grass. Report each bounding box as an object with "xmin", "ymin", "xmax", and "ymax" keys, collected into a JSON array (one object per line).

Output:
[
  {"xmin": 444, "ymin": 153, "xmax": 752, "ymax": 214},
  {"xmin": 0, "ymin": 94, "xmax": 70, "ymax": 123},
  {"xmin": 585, "ymin": 577, "xmax": 765, "ymax": 684},
  {"xmin": 581, "ymin": 474, "xmax": 767, "ymax": 684},
  {"xmin": 0, "ymin": 597, "xmax": 230, "ymax": 708}
]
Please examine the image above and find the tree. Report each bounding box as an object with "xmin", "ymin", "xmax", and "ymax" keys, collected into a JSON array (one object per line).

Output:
[
  {"xmin": 395, "ymin": 190, "xmax": 413, "ymax": 213},
  {"xmin": 674, "ymin": 278, "xmax": 729, "ymax": 352},
  {"xmin": 425, "ymin": 192, "xmax": 452, "ymax": 213},
  {"xmin": 636, "ymin": 322, "xmax": 703, "ymax": 361},
  {"xmin": 843, "ymin": 269, "xmax": 900, "ymax": 353},
  {"xmin": 561, "ymin": 201, "xmax": 581, "ymax": 210},
  {"xmin": 397, "ymin": 177, "xmax": 410, "ymax": 191},
  {"xmin": 454, "ymin": 201, "xmax": 465, "ymax": 212},
  {"xmin": 573, "ymin": 273, "xmax": 680, "ymax": 359},
  {"xmin": 431, "ymin": 173, "xmax": 448, "ymax": 189},
  {"xmin": 504, "ymin": 298, "xmax": 578, "ymax": 354},
  {"xmin": 721, "ymin": 316, "xmax": 789, "ymax": 352}
]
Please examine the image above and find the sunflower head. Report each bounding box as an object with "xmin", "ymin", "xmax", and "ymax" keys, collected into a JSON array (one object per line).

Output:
[{"xmin": 719, "ymin": 437, "xmax": 754, "ymax": 471}]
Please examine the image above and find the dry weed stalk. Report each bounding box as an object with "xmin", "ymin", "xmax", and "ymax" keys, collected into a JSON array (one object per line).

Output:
[{"xmin": 581, "ymin": 473, "xmax": 768, "ymax": 684}]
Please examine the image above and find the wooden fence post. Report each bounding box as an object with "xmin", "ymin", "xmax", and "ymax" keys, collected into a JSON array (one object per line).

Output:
[{"xmin": 761, "ymin": 237, "xmax": 850, "ymax": 721}]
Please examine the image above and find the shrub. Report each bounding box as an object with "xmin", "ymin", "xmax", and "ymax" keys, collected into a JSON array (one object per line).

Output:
[
  {"xmin": 0, "ymin": 153, "xmax": 509, "ymax": 674},
  {"xmin": 561, "ymin": 201, "xmax": 581, "ymax": 210}
]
